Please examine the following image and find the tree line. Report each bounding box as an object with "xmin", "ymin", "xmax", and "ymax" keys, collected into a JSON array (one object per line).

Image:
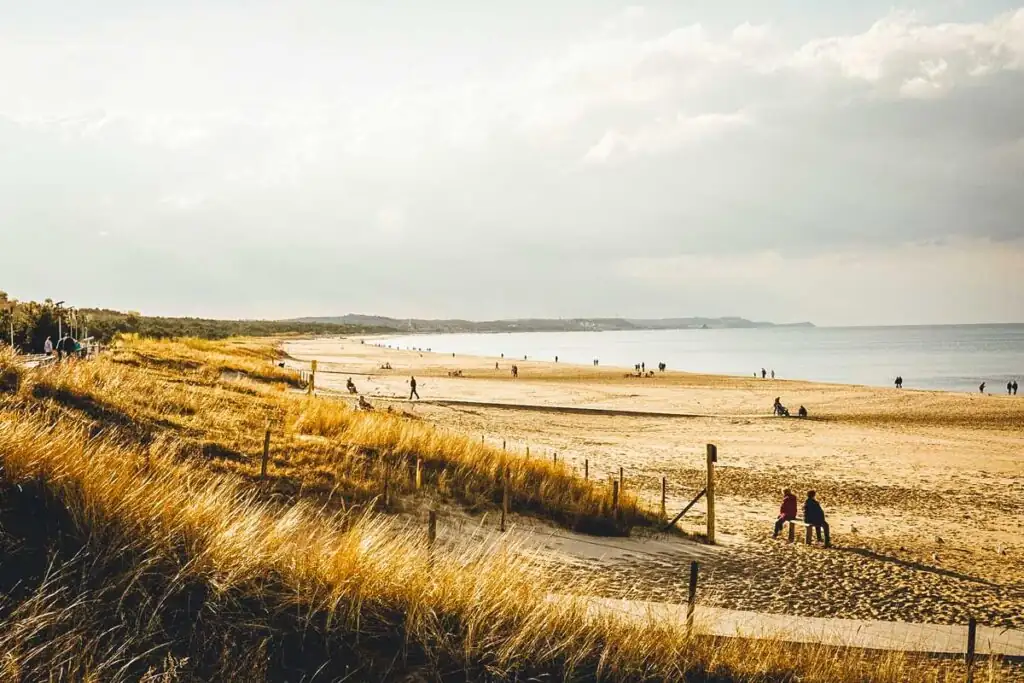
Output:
[{"xmin": 0, "ymin": 292, "xmax": 391, "ymax": 353}]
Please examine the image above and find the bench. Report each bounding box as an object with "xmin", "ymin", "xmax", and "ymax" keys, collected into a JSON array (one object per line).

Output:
[{"xmin": 786, "ymin": 519, "xmax": 831, "ymax": 546}]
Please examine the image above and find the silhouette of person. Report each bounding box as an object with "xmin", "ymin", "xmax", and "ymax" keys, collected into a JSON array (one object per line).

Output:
[
  {"xmin": 979, "ymin": 382, "xmax": 986, "ymax": 394},
  {"xmin": 771, "ymin": 369, "xmax": 775, "ymax": 379},
  {"xmin": 409, "ymin": 376, "xmax": 420, "ymax": 400},
  {"xmin": 1010, "ymin": 381, "xmax": 1014, "ymax": 396},
  {"xmin": 1014, "ymin": 380, "xmax": 1019, "ymax": 395},
  {"xmin": 762, "ymin": 368, "xmax": 767, "ymax": 379}
]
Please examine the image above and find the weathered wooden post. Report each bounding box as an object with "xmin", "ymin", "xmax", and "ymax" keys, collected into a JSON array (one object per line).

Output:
[
  {"xmin": 686, "ymin": 561, "xmax": 699, "ymax": 633},
  {"xmin": 260, "ymin": 422, "xmax": 271, "ymax": 481},
  {"xmin": 706, "ymin": 444, "xmax": 717, "ymax": 544},
  {"xmin": 619, "ymin": 466, "xmax": 624, "ymax": 490},
  {"xmin": 966, "ymin": 616, "xmax": 977, "ymax": 683},
  {"xmin": 502, "ymin": 439, "xmax": 506, "ymax": 451},
  {"xmin": 415, "ymin": 457, "xmax": 423, "ymax": 489},
  {"xmin": 660, "ymin": 476, "xmax": 667, "ymax": 519},
  {"xmin": 501, "ymin": 467, "xmax": 510, "ymax": 532},
  {"xmin": 584, "ymin": 459, "xmax": 589, "ymax": 480},
  {"xmin": 308, "ymin": 359, "xmax": 317, "ymax": 395},
  {"xmin": 553, "ymin": 452, "xmax": 557, "ymax": 465},
  {"xmin": 526, "ymin": 446, "xmax": 530, "ymax": 458}
]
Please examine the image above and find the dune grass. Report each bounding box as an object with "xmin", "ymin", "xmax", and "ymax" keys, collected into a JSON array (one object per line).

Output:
[
  {"xmin": 0, "ymin": 339, "xmax": 1015, "ymax": 681},
  {"xmin": 0, "ymin": 406, "xmax": 1006, "ymax": 681}
]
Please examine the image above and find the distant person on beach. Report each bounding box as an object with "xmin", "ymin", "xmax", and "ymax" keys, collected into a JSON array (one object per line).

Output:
[
  {"xmin": 762, "ymin": 368, "xmax": 767, "ymax": 379},
  {"xmin": 895, "ymin": 376, "xmax": 902, "ymax": 389},
  {"xmin": 555, "ymin": 356, "xmax": 558, "ymax": 363},
  {"xmin": 1010, "ymin": 381, "xmax": 1015, "ymax": 396},
  {"xmin": 658, "ymin": 362, "xmax": 666, "ymax": 372},
  {"xmin": 798, "ymin": 405, "xmax": 808, "ymax": 418},
  {"xmin": 511, "ymin": 365, "xmax": 518, "ymax": 378},
  {"xmin": 803, "ymin": 491, "xmax": 831, "ymax": 547},
  {"xmin": 641, "ymin": 362, "xmax": 645, "ymax": 373},
  {"xmin": 979, "ymin": 382, "xmax": 986, "ymax": 394},
  {"xmin": 346, "ymin": 377, "xmax": 357, "ymax": 394},
  {"xmin": 773, "ymin": 488, "xmax": 798, "ymax": 538},
  {"xmin": 771, "ymin": 369, "xmax": 775, "ymax": 379},
  {"xmin": 409, "ymin": 376, "xmax": 419, "ymax": 400},
  {"xmin": 358, "ymin": 395, "xmax": 374, "ymax": 411},
  {"xmin": 1014, "ymin": 381, "xmax": 1019, "ymax": 395},
  {"xmin": 495, "ymin": 362, "xmax": 499, "ymax": 370},
  {"xmin": 44, "ymin": 336, "xmax": 53, "ymax": 356}
]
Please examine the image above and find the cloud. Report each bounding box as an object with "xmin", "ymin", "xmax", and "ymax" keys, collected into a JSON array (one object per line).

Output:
[{"xmin": 583, "ymin": 110, "xmax": 752, "ymax": 163}]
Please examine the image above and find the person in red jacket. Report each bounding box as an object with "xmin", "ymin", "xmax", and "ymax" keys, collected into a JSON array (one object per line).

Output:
[{"xmin": 773, "ymin": 488, "xmax": 798, "ymax": 538}]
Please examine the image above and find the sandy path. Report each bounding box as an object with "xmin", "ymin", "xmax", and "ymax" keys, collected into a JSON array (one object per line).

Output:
[{"xmin": 285, "ymin": 337, "xmax": 1024, "ymax": 628}]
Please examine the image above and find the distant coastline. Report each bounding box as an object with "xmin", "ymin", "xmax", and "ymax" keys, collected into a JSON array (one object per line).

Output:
[{"xmin": 293, "ymin": 314, "xmax": 815, "ymax": 335}]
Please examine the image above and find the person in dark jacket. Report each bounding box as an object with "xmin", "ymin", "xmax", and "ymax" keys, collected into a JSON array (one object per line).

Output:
[
  {"xmin": 803, "ymin": 490, "xmax": 831, "ymax": 547},
  {"xmin": 409, "ymin": 376, "xmax": 419, "ymax": 400},
  {"xmin": 772, "ymin": 488, "xmax": 798, "ymax": 538}
]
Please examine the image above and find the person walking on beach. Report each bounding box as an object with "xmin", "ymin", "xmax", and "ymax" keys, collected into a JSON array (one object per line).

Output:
[
  {"xmin": 773, "ymin": 489, "xmax": 798, "ymax": 538},
  {"xmin": 803, "ymin": 491, "xmax": 831, "ymax": 547},
  {"xmin": 1014, "ymin": 380, "xmax": 1019, "ymax": 395},
  {"xmin": 895, "ymin": 376, "xmax": 903, "ymax": 389},
  {"xmin": 762, "ymin": 368, "xmax": 767, "ymax": 379},
  {"xmin": 43, "ymin": 336, "xmax": 53, "ymax": 356},
  {"xmin": 409, "ymin": 376, "xmax": 420, "ymax": 400},
  {"xmin": 1010, "ymin": 381, "xmax": 1015, "ymax": 396},
  {"xmin": 979, "ymin": 382, "xmax": 986, "ymax": 394},
  {"xmin": 771, "ymin": 369, "xmax": 775, "ymax": 379}
]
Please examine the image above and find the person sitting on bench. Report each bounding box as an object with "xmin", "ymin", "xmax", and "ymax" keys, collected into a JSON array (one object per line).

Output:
[
  {"xmin": 803, "ymin": 490, "xmax": 831, "ymax": 547},
  {"xmin": 358, "ymin": 395, "xmax": 373, "ymax": 411},
  {"xmin": 346, "ymin": 377, "xmax": 358, "ymax": 394},
  {"xmin": 798, "ymin": 405, "xmax": 808, "ymax": 418},
  {"xmin": 772, "ymin": 488, "xmax": 798, "ymax": 538}
]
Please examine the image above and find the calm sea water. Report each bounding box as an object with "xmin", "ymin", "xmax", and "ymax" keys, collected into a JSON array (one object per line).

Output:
[{"xmin": 380, "ymin": 325, "xmax": 1024, "ymax": 392}]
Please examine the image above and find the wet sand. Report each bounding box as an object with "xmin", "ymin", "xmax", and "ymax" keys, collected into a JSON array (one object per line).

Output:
[{"xmin": 285, "ymin": 337, "xmax": 1024, "ymax": 628}]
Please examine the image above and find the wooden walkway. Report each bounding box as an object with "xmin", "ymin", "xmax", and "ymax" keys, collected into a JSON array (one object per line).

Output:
[{"xmin": 589, "ymin": 597, "xmax": 1024, "ymax": 657}]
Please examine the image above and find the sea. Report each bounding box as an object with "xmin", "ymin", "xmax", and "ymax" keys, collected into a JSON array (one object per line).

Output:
[{"xmin": 379, "ymin": 325, "xmax": 1024, "ymax": 393}]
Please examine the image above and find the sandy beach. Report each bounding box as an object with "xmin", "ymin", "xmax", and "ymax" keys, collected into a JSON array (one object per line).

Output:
[{"xmin": 284, "ymin": 337, "xmax": 1024, "ymax": 629}]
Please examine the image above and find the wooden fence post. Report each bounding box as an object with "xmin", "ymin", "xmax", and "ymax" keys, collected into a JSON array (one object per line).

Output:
[
  {"xmin": 966, "ymin": 616, "xmax": 977, "ymax": 683},
  {"xmin": 553, "ymin": 452, "xmax": 557, "ymax": 465},
  {"xmin": 661, "ymin": 476, "xmax": 667, "ymax": 519},
  {"xmin": 584, "ymin": 459, "xmax": 589, "ymax": 480},
  {"xmin": 503, "ymin": 439, "xmax": 506, "ymax": 451},
  {"xmin": 415, "ymin": 457, "xmax": 422, "ymax": 489},
  {"xmin": 308, "ymin": 360, "xmax": 317, "ymax": 395},
  {"xmin": 686, "ymin": 561, "xmax": 699, "ymax": 633},
  {"xmin": 501, "ymin": 467, "xmax": 510, "ymax": 532},
  {"xmin": 619, "ymin": 466, "xmax": 624, "ymax": 490},
  {"xmin": 260, "ymin": 423, "xmax": 271, "ymax": 481},
  {"xmin": 526, "ymin": 446, "xmax": 530, "ymax": 458},
  {"xmin": 706, "ymin": 444, "xmax": 717, "ymax": 544}
]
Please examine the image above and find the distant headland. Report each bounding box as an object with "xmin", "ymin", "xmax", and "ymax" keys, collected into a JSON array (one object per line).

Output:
[{"xmin": 292, "ymin": 315, "xmax": 815, "ymax": 334}]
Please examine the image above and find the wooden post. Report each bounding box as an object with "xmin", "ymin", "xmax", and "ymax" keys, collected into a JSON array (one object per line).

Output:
[
  {"xmin": 260, "ymin": 423, "xmax": 271, "ymax": 481},
  {"xmin": 660, "ymin": 476, "xmax": 667, "ymax": 519},
  {"xmin": 619, "ymin": 466, "xmax": 624, "ymax": 490},
  {"xmin": 584, "ymin": 459, "xmax": 589, "ymax": 480},
  {"xmin": 415, "ymin": 457, "xmax": 423, "ymax": 489},
  {"xmin": 965, "ymin": 617, "xmax": 977, "ymax": 683},
  {"xmin": 612, "ymin": 480, "xmax": 620, "ymax": 513},
  {"xmin": 788, "ymin": 521, "xmax": 796, "ymax": 543},
  {"xmin": 308, "ymin": 359, "xmax": 317, "ymax": 395},
  {"xmin": 553, "ymin": 452, "xmax": 557, "ymax": 465},
  {"xmin": 706, "ymin": 444, "xmax": 717, "ymax": 544},
  {"xmin": 501, "ymin": 467, "xmax": 509, "ymax": 532},
  {"xmin": 502, "ymin": 439, "xmax": 506, "ymax": 451},
  {"xmin": 526, "ymin": 446, "xmax": 530, "ymax": 458},
  {"xmin": 686, "ymin": 561, "xmax": 699, "ymax": 633}
]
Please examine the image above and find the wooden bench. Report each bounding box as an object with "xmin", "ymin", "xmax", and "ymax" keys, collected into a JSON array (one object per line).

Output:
[{"xmin": 787, "ymin": 519, "xmax": 831, "ymax": 546}]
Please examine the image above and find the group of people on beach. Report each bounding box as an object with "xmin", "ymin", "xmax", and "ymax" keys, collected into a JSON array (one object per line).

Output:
[
  {"xmin": 1007, "ymin": 380, "xmax": 1019, "ymax": 395},
  {"xmin": 757, "ymin": 368, "xmax": 775, "ymax": 379},
  {"xmin": 773, "ymin": 489, "xmax": 831, "ymax": 547},
  {"xmin": 772, "ymin": 397, "xmax": 807, "ymax": 418}
]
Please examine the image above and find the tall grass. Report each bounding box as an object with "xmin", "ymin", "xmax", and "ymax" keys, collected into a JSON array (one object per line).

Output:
[
  {"xmin": 11, "ymin": 337, "xmax": 658, "ymax": 534},
  {"xmin": 0, "ymin": 410, "xmax": 997, "ymax": 682}
]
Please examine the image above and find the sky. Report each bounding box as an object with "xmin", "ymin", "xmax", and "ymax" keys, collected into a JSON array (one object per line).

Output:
[{"xmin": 1, "ymin": 0, "xmax": 1023, "ymax": 326}]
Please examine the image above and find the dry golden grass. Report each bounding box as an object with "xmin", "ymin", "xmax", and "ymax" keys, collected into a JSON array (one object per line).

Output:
[
  {"xmin": 8, "ymin": 337, "xmax": 658, "ymax": 534},
  {"xmin": 0, "ymin": 339, "xmax": 1016, "ymax": 681},
  {"xmin": 0, "ymin": 404, "xmax": 1008, "ymax": 681}
]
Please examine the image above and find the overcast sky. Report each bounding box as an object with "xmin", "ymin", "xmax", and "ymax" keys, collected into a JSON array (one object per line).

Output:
[{"xmin": 2, "ymin": 1, "xmax": 1023, "ymax": 326}]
